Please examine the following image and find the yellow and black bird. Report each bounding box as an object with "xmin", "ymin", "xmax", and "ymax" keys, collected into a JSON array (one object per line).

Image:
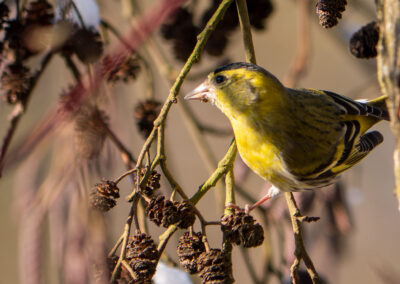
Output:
[{"xmin": 185, "ymin": 62, "xmax": 389, "ymax": 211}]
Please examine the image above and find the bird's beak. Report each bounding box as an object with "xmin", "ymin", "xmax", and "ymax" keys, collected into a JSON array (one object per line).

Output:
[{"xmin": 184, "ymin": 80, "xmax": 211, "ymax": 103}]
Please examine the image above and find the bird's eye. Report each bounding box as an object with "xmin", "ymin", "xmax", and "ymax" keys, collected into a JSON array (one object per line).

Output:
[{"xmin": 215, "ymin": 75, "xmax": 227, "ymax": 85}]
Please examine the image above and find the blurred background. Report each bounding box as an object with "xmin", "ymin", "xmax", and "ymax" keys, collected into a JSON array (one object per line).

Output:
[{"xmin": 0, "ymin": 0, "xmax": 400, "ymax": 283}]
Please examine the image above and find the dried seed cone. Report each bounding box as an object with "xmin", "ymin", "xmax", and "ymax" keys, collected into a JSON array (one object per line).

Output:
[
  {"xmin": 4, "ymin": 20, "xmax": 27, "ymax": 53},
  {"xmin": 177, "ymin": 231, "xmax": 205, "ymax": 274},
  {"xmin": 24, "ymin": 0, "xmax": 54, "ymax": 26},
  {"xmin": 201, "ymin": 3, "xmax": 237, "ymax": 57},
  {"xmin": 107, "ymin": 54, "xmax": 141, "ymax": 83},
  {"xmin": 0, "ymin": 2, "xmax": 9, "ymax": 27},
  {"xmin": 69, "ymin": 28, "xmax": 103, "ymax": 63},
  {"xmin": 89, "ymin": 180, "xmax": 120, "ymax": 212},
  {"xmin": 134, "ymin": 168, "xmax": 161, "ymax": 197},
  {"xmin": 198, "ymin": 249, "xmax": 234, "ymax": 284},
  {"xmin": 134, "ymin": 99, "xmax": 161, "ymax": 139},
  {"xmin": 160, "ymin": 7, "xmax": 198, "ymax": 62},
  {"xmin": 123, "ymin": 234, "xmax": 159, "ymax": 283},
  {"xmin": 349, "ymin": 21, "xmax": 379, "ymax": 59},
  {"xmin": 74, "ymin": 106, "xmax": 108, "ymax": 160},
  {"xmin": 316, "ymin": 0, "xmax": 347, "ymax": 28},
  {"xmin": 221, "ymin": 209, "xmax": 264, "ymax": 248},
  {"xmin": 0, "ymin": 63, "xmax": 30, "ymax": 104},
  {"xmin": 146, "ymin": 195, "xmax": 180, "ymax": 228},
  {"xmin": 176, "ymin": 200, "xmax": 196, "ymax": 229},
  {"xmin": 107, "ymin": 255, "xmax": 119, "ymax": 278},
  {"xmin": 247, "ymin": 0, "xmax": 274, "ymax": 30}
]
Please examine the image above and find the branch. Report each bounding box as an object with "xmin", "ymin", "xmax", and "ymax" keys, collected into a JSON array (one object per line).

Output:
[
  {"xmin": 285, "ymin": 193, "xmax": 320, "ymax": 283},
  {"xmin": 236, "ymin": 0, "xmax": 257, "ymax": 64},
  {"xmin": 0, "ymin": 52, "xmax": 54, "ymax": 177},
  {"xmin": 376, "ymin": 0, "xmax": 400, "ymax": 211}
]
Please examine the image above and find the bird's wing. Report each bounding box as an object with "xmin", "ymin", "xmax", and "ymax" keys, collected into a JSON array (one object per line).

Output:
[
  {"xmin": 289, "ymin": 90, "xmax": 386, "ymax": 183},
  {"xmin": 312, "ymin": 91, "xmax": 386, "ymax": 177}
]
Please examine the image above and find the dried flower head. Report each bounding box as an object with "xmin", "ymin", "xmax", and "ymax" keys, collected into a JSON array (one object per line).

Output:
[
  {"xmin": 74, "ymin": 106, "xmax": 108, "ymax": 160},
  {"xmin": 89, "ymin": 180, "xmax": 120, "ymax": 212},
  {"xmin": 198, "ymin": 249, "xmax": 234, "ymax": 283},
  {"xmin": 123, "ymin": 234, "xmax": 159, "ymax": 283},
  {"xmin": 177, "ymin": 231, "xmax": 205, "ymax": 274},
  {"xmin": 134, "ymin": 99, "xmax": 162, "ymax": 139},
  {"xmin": 221, "ymin": 209, "xmax": 264, "ymax": 248},
  {"xmin": 0, "ymin": 63, "xmax": 30, "ymax": 104},
  {"xmin": 316, "ymin": 0, "xmax": 347, "ymax": 29},
  {"xmin": 350, "ymin": 21, "xmax": 379, "ymax": 59}
]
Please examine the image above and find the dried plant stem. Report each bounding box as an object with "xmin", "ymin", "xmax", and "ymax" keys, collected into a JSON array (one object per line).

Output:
[
  {"xmin": 0, "ymin": 52, "xmax": 53, "ymax": 176},
  {"xmin": 285, "ymin": 193, "xmax": 320, "ymax": 283},
  {"xmin": 376, "ymin": 0, "xmax": 400, "ymax": 211}
]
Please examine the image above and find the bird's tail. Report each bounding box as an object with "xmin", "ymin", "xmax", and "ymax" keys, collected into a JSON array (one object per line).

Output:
[{"xmin": 366, "ymin": 95, "xmax": 389, "ymax": 121}]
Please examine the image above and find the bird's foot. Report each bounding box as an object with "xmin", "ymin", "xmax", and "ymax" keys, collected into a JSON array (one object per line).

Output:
[
  {"xmin": 224, "ymin": 203, "xmax": 255, "ymax": 215},
  {"xmin": 225, "ymin": 203, "xmax": 245, "ymax": 212}
]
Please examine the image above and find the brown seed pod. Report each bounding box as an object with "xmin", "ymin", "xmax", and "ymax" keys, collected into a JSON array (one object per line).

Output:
[
  {"xmin": 123, "ymin": 233, "xmax": 159, "ymax": 283},
  {"xmin": 0, "ymin": 2, "xmax": 9, "ymax": 28},
  {"xmin": 64, "ymin": 27, "xmax": 103, "ymax": 63},
  {"xmin": 316, "ymin": 0, "xmax": 347, "ymax": 29},
  {"xmin": 0, "ymin": 63, "xmax": 30, "ymax": 104},
  {"xmin": 146, "ymin": 195, "xmax": 180, "ymax": 228},
  {"xmin": 133, "ymin": 99, "xmax": 162, "ymax": 139},
  {"xmin": 198, "ymin": 249, "xmax": 234, "ymax": 284},
  {"xmin": 349, "ymin": 21, "xmax": 379, "ymax": 59},
  {"xmin": 107, "ymin": 53, "xmax": 141, "ymax": 83},
  {"xmin": 134, "ymin": 168, "xmax": 161, "ymax": 198},
  {"xmin": 221, "ymin": 209, "xmax": 264, "ymax": 248},
  {"xmin": 24, "ymin": 0, "xmax": 54, "ymax": 26},
  {"xmin": 177, "ymin": 231, "xmax": 205, "ymax": 274},
  {"xmin": 175, "ymin": 200, "xmax": 196, "ymax": 229},
  {"xmin": 89, "ymin": 180, "xmax": 120, "ymax": 212},
  {"xmin": 160, "ymin": 7, "xmax": 198, "ymax": 62}
]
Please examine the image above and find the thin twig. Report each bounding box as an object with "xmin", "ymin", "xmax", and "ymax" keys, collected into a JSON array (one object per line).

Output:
[
  {"xmin": 110, "ymin": 197, "xmax": 138, "ymax": 283},
  {"xmin": 285, "ymin": 193, "xmax": 320, "ymax": 283},
  {"xmin": 0, "ymin": 52, "xmax": 54, "ymax": 177},
  {"xmin": 97, "ymin": 117, "xmax": 137, "ymax": 166},
  {"xmin": 236, "ymin": 0, "xmax": 257, "ymax": 64},
  {"xmin": 63, "ymin": 55, "xmax": 82, "ymax": 81}
]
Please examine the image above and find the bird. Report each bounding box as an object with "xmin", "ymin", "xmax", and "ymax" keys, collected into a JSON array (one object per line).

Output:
[{"xmin": 185, "ymin": 62, "xmax": 389, "ymax": 212}]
